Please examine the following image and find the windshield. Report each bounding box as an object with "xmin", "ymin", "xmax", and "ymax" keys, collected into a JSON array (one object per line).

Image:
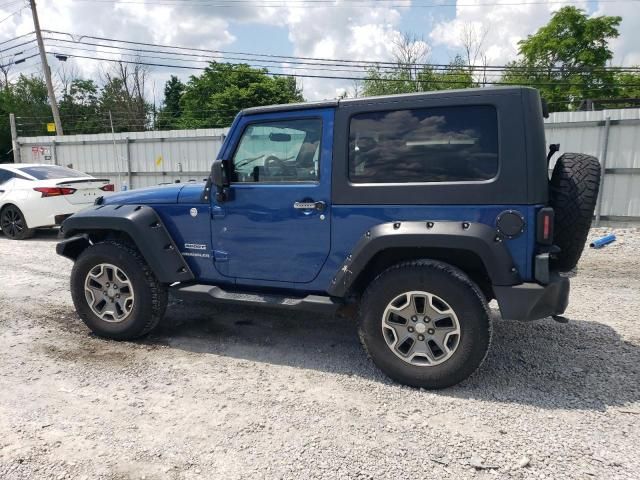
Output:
[{"xmin": 18, "ymin": 165, "xmax": 90, "ymax": 180}]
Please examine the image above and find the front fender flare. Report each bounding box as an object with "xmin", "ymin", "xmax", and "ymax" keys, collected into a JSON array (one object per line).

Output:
[
  {"xmin": 58, "ymin": 204, "xmax": 194, "ymax": 284},
  {"xmin": 328, "ymin": 220, "xmax": 522, "ymax": 297}
]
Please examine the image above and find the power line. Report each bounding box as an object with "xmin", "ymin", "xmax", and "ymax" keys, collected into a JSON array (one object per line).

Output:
[
  {"xmin": 0, "ymin": 32, "xmax": 34, "ymax": 48},
  {"xmin": 0, "ymin": 4, "xmax": 26, "ymax": 24},
  {"xmin": 39, "ymin": 30, "xmax": 640, "ymax": 75},
  {"xmin": 45, "ymin": 50, "xmax": 640, "ymax": 91},
  {"xmin": 42, "ymin": 36, "xmax": 640, "ymax": 75},
  {"xmin": 2, "ymin": 29, "xmax": 637, "ymax": 87},
  {"xmin": 0, "ymin": 39, "xmax": 36, "ymax": 54},
  {"xmin": 46, "ymin": 43, "xmax": 640, "ymax": 81},
  {"xmin": 0, "ymin": 52, "xmax": 39, "ymax": 69},
  {"xmin": 0, "ymin": 0, "xmax": 26, "ymax": 8}
]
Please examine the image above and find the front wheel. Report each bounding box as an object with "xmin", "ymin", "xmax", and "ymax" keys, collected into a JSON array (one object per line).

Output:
[
  {"xmin": 358, "ymin": 260, "xmax": 491, "ymax": 389},
  {"xmin": 70, "ymin": 241, "xmax": 168, "ymax": 340}
]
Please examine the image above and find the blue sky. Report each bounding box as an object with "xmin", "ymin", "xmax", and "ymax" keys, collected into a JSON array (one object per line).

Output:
[{"xmin": 1, "ymin": 0, "xmax": 638, "ymax": 101}]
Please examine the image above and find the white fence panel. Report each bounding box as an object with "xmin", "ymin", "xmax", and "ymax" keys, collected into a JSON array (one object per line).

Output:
[
  {"xmin": 545, "ymin": 108, "xmax": 640, "ymax": 221},
  {"xmin": 16, "ymin": 128, "xmax": 227, "ymax": 190}
]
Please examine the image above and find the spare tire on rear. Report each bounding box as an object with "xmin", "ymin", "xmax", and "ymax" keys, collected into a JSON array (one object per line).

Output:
[{"xmin": 549, "ymin": 153, "xmax": 601, "ymax": 272}]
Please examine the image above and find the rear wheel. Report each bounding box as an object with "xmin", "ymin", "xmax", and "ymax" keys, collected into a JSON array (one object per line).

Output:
[
  {"xmin": 358, "ymin": 260, "xmax": 491, "ymax": 389},
  {"xmin": 71, "ymin": 241, "xmax": 168, "ymax": 340},
  {"xmin": 0, "ymin": 205, "xmax": 35, "ymax": 240}
]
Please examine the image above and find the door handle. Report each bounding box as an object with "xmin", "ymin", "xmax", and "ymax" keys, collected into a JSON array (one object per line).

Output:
[{"xmin": 294, "ymin": 201, "xmax": 326, "ymax": 212}]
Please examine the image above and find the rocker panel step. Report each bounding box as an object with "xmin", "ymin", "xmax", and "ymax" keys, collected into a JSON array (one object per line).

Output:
[{"xmin": 171, "ymin": 283, "xmax": 340, "ymax": 314}]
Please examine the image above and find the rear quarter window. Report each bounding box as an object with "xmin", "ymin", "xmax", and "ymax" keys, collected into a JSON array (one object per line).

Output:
[
  {"xmin": 0, "ymin": 169, "xmax": 14, "ymax": 185},
  {"xmin": 348, "ymin": 105, "xmax": 499, "ymax": 183}
]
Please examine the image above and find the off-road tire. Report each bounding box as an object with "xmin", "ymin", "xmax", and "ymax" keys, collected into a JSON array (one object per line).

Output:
[
  {"xmin": 358, "ymin": 260, "xmax": 491, "ymax": 389},
  {"xmin": 70, "ymin": 241, "xmax": 168, "ymax": 340},
  {"xmin": 549, "ymin": 153, "xmax": 601, "ymax": 272},
  {"xmin": 0, "ymin": 205, "xmax": 35, "ymax": 240}
]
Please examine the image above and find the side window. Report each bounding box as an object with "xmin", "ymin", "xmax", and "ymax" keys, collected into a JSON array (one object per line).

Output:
[
  {"xmin": 231, "ymin": 118, "xmax": 322, "ymax": 183},
  {"xmin": 349, "ymin": 105, "xmax": 499, "ymax": 183},
  {"xmin": 0, "ymin": 170, "xmax": 14, "ymax": 185}
]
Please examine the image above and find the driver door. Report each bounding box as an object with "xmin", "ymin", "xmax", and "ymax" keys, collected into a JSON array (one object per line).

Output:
[{"xmin": 212, "ymin": 109, "xmax": 333, "ymax": 284}]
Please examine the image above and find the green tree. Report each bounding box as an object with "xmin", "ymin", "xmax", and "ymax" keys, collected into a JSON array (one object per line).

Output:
[
  {"xmin": 616, "ymin": 71, "xmax": 640, "ymax": 99},
  {"xmin": 362, "ymin": 56, "xmax": 473, "ymax": 97},
  {"xmin": 418, "ymin": 55, "xmax": 474, "ymax": 91},
  {"xmin": 179, "ymin": 62, "xmax": 303, "ymax": 128},
  {"xmin": 59, "ymin": 79, "xmax": 103, "ymax": 134},
  {"xmin": 0, "ymin": 75, "xmax": 51, "ymax": 162},
  {"xmin": 100, "ymin": 62, "xmax": 151, "ymax": 132},
  {"xmin": 502, "ymin": 6, "xmax": 621, "ymax": 111},
  {"xmin": 156, "ymin": 75, "xmax": 185, "ymax": 130}
]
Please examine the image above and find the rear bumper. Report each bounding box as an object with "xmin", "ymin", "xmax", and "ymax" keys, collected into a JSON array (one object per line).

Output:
[
  {"xmin": 26, "ymin": 200, "xmax": 92, "ymax": 228},
  {"xmin": 494, "ymin": 273, "xmax": 569, "ymax": 321}
]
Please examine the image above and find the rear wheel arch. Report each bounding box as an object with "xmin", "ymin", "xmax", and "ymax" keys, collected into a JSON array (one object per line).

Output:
[
  {"xmin": 329, "ymin": 221, "xmax": 520, "ymax": 300},
  {"xmin": 348, "ymin": 247, "xmax": 494, "ymax": 300}
]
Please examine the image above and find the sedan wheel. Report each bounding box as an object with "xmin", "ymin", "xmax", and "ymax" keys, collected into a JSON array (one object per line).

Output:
[{"xmin": 0, "ymin": 206, "xmax": 34, "ymax": 240}]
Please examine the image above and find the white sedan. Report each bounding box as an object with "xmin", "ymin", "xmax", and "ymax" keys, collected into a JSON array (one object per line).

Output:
[{"xmin": 0, "ymin": 164, "xmax": 113, "ymax": 240}]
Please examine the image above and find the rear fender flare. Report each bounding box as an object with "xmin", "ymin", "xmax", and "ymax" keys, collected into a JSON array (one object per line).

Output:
[
  {"xmin": 328, "ymin": 221, "xmax": 521, "ymax": 297},
  {"xmin": 56, "ymin": 204, "xmax": 194, "ymax": 284}
]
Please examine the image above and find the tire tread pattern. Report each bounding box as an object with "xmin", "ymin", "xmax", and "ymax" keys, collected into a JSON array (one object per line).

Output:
[
  {"xmin": 358, "ymin": 259, "xmax": 492, "ymax": 389},
  {"xmin": 71, "ymin": 240, "xmax": 167, "ymax": 339},
  {"xmin": 549, "ymin": 153, "xmax": 601, "ymax": 272}
]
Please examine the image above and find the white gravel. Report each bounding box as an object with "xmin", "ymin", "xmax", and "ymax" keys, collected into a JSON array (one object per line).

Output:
[{"xmin": 0, "ymin": 227, "xmax": 639, "ymax": 479}]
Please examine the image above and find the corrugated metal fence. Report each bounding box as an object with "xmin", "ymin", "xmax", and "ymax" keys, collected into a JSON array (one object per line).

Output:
[
  {"xmin": 544, "ymin": 108, "xmax": 640, "ymax": 223},
  {"xmin": 15, "ymin": 128, "xmax": 228, "ymax": 190},
  {"xmin": 13, "ymin": 108, "xmax": 640, "ymax": 222}
]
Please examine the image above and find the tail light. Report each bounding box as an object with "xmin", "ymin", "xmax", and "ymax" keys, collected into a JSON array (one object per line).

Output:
[
  {"xmin": 33, "ymin": 187, "xmax": 76, "ymax": 197},
  {"xmin": 100, "ymin": 184, "xmax": 115, "ymax": 192},
  {"xmin": 536, "ymin": 207, "xmax": 554, "ymax": 244}
]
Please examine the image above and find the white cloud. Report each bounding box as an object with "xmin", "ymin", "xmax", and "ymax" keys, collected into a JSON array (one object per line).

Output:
[
  {"xmin": 2, "ymin": 0, "xmax": 409, "ymax": 100},
  {"xmin": 3, "ymin": 0, "xmax": 639, "ymax": 105},
  {"xmin": 430, "ymin": 0, "xmax": 591, "ymax": 67},
  {"xmin": 280, "ymin": 4, "xmax": 407, "ymax": 99},
  {"xmin": 595, "ymin": 3, "xmax": 640, "ymax": 66}
]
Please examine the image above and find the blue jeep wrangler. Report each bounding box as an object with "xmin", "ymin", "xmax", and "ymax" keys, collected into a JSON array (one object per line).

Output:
[{"xmin": 57, "ymin": 87, "xmax": 600, "ymax": 389}]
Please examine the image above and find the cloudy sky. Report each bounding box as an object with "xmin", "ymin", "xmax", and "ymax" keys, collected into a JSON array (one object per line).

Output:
[{"xmin": 1, "ymin": 0, "xmax": 639, "ymax": 102}]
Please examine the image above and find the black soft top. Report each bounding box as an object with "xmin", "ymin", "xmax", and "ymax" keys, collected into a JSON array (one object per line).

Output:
[{"xmin": 240, "ymin": 86, "xmax": 534, "ymax": 115}]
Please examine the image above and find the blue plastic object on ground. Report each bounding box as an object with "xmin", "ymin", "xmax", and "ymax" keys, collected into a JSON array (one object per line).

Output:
[{"xmin": 590, "ymin": 234, "xmax": 616, "ymax": 249}]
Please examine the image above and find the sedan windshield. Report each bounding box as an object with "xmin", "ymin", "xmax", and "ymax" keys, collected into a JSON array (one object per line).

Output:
[{"xmin": 18, "ymin": 165, "xmax": 89, "ymax": 180}]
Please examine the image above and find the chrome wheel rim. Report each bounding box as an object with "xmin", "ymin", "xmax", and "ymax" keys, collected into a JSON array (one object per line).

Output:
[
  {"xmin": 84, "ymin": 263, "xmax": 135, "ymax": 323},
  {"xmin": 1, "ymin": 208, "xmax": 25, "ymax": 238},
  {"xmin": 382, "ymin": 291, "xmax": 461, "ymax": 366}
]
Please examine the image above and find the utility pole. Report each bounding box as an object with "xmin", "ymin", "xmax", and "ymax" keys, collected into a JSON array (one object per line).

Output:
[
  {"xmin": 9, "ymin": 113, "xmax": 21, "ymax": 163},
  {"xmin": 29, "ymin": 0, "xmax": 63, "ymax": 135}
]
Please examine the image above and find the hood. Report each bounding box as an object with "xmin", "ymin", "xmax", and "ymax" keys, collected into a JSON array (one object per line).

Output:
[{"xmin": 102, "ymin": 183, "xmax": 186, "ymax": 205}]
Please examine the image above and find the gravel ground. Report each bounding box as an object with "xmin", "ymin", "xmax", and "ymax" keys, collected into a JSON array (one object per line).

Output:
[{"xmin": 0, "ymin": 227, "xmax": 639, "ymax": 480}]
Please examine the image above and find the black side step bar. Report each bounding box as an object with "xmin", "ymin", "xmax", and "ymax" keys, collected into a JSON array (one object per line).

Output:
[{"xmin": 170, "ymin": 283, "xmax": 341, "ymax": 314}]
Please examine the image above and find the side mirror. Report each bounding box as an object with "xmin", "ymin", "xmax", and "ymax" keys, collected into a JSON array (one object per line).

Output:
[
  {"xmin": 541, "ymin": 97, "xmax": 550, "ymax": 119},
  {"xmin": 211, "ymin": 159, "xmax": 230, "ymax": 202}
]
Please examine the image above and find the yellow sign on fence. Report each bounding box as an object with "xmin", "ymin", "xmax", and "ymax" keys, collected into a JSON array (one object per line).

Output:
[{"xmin": 47, "ymin": 123, "xmax": 56, "ymax": 133}]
